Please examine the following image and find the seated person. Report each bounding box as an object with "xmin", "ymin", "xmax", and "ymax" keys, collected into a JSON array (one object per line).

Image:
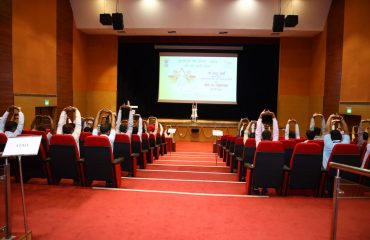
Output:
[
  {"xmin": 237, "ymin": 118, "xmax": 249, "ymax": 138},
  {"xmin": 31, "ymin": 115, "xmax": 54, "ymax": 142},
  {"xmin": 82, "ymin": 117, "xmax": 94, "ymax": 132},
  {"xmin": 132, "ymin": 114, "xmax": 143, "ymax": 140},
  {"xmin": 116, "ymin": 104, "xmax": 134, "ymax": 136},
  {"xmin": 305, "ymin": 130, "xmax": 316, "ymax": 141},
  {"xmin": 0, "ymin": 105, "xmax": 25, "ymax": 138},
  {"xmin": 56, "ymin": 106, "xmax": 82, "ymax": 149},
  {"xmin": 322, "ymin": 114, "xmax": 350, "ymax": 169},
  {"xmin": 148, "ymin": 116, "xmax": 159, "ymax": 135},
  {"xmin": 357, "ymin": 119, "xmax": 369, "ymax": 149},
  {"xmin": 243, "ymin": 120, "xmax": 257, "ymax": 144},
  {"xmin": 284, "ymin": 119, "xmax": 300, "ymax": 140},
  {"xmin": 255, "ymin": 110, "xmax": 279, "ymax": 147},
  {"xmin": 92, "ymin": 109, "xmax": 116, "ymax": 148},
  {"xmin": 309, "ymin": 113, "xmax": 326, "ymax": 140}
]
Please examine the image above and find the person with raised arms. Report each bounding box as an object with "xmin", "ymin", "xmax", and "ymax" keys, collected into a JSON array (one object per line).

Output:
[
  {"xmin": 92, "ymin": 108, "xmax": 116, "ymax": 148},
  {"xmin": 255, "ymin": 109, "xmax": 279, "ymax": 147},
  {"xmin": 284, "ymin": 119, "xmax": 300, "ymax": 140},
  {"xmin": 0, "ymin": 105, "xmax": 25, "ymax": 138},
  {"xmin": 56, "ymin": 106, "xmax": 82, "ymax": 149}
]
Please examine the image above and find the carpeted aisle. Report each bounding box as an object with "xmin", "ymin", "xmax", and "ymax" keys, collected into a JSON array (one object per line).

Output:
[{"xmin": 5, "ymin": 141, "xmax": 337, "ymax": 240}]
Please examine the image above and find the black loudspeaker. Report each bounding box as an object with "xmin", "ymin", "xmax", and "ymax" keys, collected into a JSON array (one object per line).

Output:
[
  {"xmin": 112, "ymin": 13, "xmax": 124, "ymax": 30},
  {"xmin": 100, "ymin": 13, "xmax": 112, "ymax": 25},
  {"xmin": 285, "ymin": 15, "xmax": 298, "ymax": 27},
  {"xmin": 272, "ymin": 14, "xmax": 285, "ymax": 32}
]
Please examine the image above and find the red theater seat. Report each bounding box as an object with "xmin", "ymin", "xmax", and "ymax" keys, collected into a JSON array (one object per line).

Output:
[
  {"xmin": 231, "ymin": 137, "xmax": 243, "ymax": 173},
  {"xmin": 114, "ymin": 134, "xmax": 138, "ymax": 177},
  {"xmin": 79, "ymin": 132, "xmax": 92, "ymax": 158},
  {"xmin": 49, "ymin": 134, "xmax": 85, "ymax": 185},
  {"xmin": 131, "ymin": 134, "xmax": 147, "ymax": 169},
  {"xmin": 14, "ymin": 134, "xmax": 53, "ymax": 184},
  {"xmin": 245, "ymin": 141, "xmax": 284, "ymax": 195},
  {"xmin": 22, "ymin": 129, "xmax": 50, "ymax": 156},
  {"xmin": 323, "ymin": 144, "xmax": 362, "ymax": 196},
  {"xmin": 0, "ymin": 133, "xmax": 7, "ymax": 152},
  {"xmin": 307, "ymin": 140, "xmax": 324, "ymax": 151},
  {"xmin": 227, "ymin": 136, "xmax": 236, "ymax": 168},
  {"xmin": 238, "ymin": 138, "xmax": 256, "ymax": 182},
  {"xmin": 280, "ymin": 139, "xmax": 297, "ymax": 167},
  {"xmin": 142, "ymin": 133, "xmax": 154, "ymax": 163},
  {"xmin": 84, "ymin": 136, "xmax": 122, "ymax": 188},
  {"xmin": 150, "ymin": 133, "xmax": 160, "ymax": 160},
  {"xmin": 283, "ymin": 143, "xmax": 322, "ymax": 196}
]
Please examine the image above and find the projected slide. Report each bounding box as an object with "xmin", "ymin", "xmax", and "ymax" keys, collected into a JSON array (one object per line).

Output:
[{"xmin": 158, "ymin": 53, "xmax": 238, "ymax": 104}]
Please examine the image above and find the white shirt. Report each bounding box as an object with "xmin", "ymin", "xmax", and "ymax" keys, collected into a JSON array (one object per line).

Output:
[
  {"xmin": 284, "ymin": 122, "xmax": 300, "ymax": 140},
  {"xmin": 0, "ymin": 111, "xmax": 25, "ymax": 138},
  {"xmin": 322, "ymin": 134, "xmax": 350, "ymax": 169},
  {"xmin": 116, "ymin": 109, "xmax": 134, "ymax": 137},
  {"xmin": 56, "ymin": 109, "xmax": 82, "ymax": 150},
  {"xmin": 255, "ymin": 118, "xmax": 279, "ymax": 147}
]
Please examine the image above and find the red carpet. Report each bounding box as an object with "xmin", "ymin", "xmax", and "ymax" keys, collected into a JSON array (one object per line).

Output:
[{"xmin": 5, "ymin": 141, "xmax": 366, "ymax": 239}]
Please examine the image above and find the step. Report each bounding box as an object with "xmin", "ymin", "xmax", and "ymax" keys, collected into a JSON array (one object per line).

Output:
[
  {"xmin": 153, "ymin": 159, "xmax": 226, "ymax": 166},
  {"xmin": 136, "ymin": 169, "xmax": 238, "ymax": 181},
  {"xmin": 147, "ymin": 164, "xmax": 230, "ymax": 173},
  {"xmin": 121, "ymin": 177, "xmax": 246, "ymax": 195}
]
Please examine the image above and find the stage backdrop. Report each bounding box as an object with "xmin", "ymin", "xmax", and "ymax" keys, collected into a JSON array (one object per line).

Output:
[{"xmin": 117, "ymin": 37, "xmax": 279, "ymax": 121}]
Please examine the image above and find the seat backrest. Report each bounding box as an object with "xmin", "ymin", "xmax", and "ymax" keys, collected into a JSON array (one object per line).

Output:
[
  {"xmin": 113, "ymin": 133, "xmax": 131, "ymax": 159},
  {"xmin": 22, "ymin": 129, "xmax": 50, "ymax": 154},
  {"xmin": 0, "ymin": 133, "xmax": 7, "ymax": 152},
  {"xmin": 234, "ymin": 137, "xmax": 244, "ymax": 158},
  {"xmin": 149, "ymin": 133, "xmax": 156, "ymax": 147},
  {"xmin": 289, "ymin": 143, "xmax": 322, "ymax": 188},
  {"xmin": 79, "ymin": 132, "xmax": 92, "ymax": 158},
  {"xmin": 253, "ymin": 141, "xmax": 284, "ymax": 188},
  {"xmin": 85, "ymin": 135, "xmax": 114, "ymax": 160},
  {"xmin": 141, "ymin": 133, "xmax": 149, "ymax": 150},
  {"xmin": 131, "ymin": 134, "xmax": 142, "ymax": 154},
  {"xmin": 50, "ymin": 134, "xmax": 80, "ymax": 160},
  {"xmin": 229, "ymin": 136, "xmax": 236, "ymax": 153},
  {"xmin": 243, "ymin": 138, "xmax": 256, "ymax": 164},
  {"xmin": 280, "ymin": 139, "xmax": 297, "ymax": 166},
  {"xmin": 156, "ymin": 132, "xmax": 162, "ymax": 144},
  {"xmin": 327, "ymin": 144, "xmax": 361, "ymax": 181},
  {"xmin": 221, "ymin": 135, "xmax": 228, "ymax": 147},
  {"xmin": 307, "ymin": 140, "xmax": 324, "ymax": 151}
]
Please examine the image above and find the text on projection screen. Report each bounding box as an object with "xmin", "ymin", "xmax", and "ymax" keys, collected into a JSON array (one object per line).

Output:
[{"xmin": 158, "ymin": 53, "xmax": 238, "ymax": 104}]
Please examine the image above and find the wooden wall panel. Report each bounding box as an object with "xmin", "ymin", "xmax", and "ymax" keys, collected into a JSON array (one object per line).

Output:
[
  {"xmin": 0, "ymin": 0, "xmax": 13, "ymax": 112},
  {"xmin": 57, "ymin": 0, "xmax": 73, "ymax": 114},
  {"xmin": 323, "ymin": 0, "xmax": 344, "ymax": 117}
]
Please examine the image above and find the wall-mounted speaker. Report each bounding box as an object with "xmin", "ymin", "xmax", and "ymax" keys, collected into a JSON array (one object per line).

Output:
[
  {"xmin": 285, "ymin": 15, "xmax": 298, "ymax": 27},
  {"xmin": 112, "ymin": 13, "xmax": 124, "ymax": 30},
  {"xmin": 272, "ymin": 14, "xmax": 285, "ymax": 32},
  {"xmin": 100, "ymin": 13, "xmax": 112, "ymax": 25}
]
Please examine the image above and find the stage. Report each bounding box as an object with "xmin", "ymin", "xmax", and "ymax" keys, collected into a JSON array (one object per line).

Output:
[{"xmin": 159, "ymin": 118, "xmax": 239, "ymax": 142}]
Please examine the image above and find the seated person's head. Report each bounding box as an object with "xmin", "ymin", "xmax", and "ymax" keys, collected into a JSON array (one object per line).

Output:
[
  {"xmin": 330, "ymin": 130, "xmax": 342, "ymax": 142},
  {"xmin": 306, "ymin": 130, "xmax": 315, "ymax": 140},
  {"xmin": 119, "ymin": 124, "xmax": 127, "ymax": 133},
  {"xmin": 262, "ymin": 130, "xmax": 271, "ymax": 140},
  {"xmin": 62, "ymin": 123, "xmax": 75, "ymax": 134},
  {"xmin": 363, "ymin": 132, "xmax": 368, "ymax": 141},
  {"xmin": 248, "ymin": 132, "xmax": 255, "ymax": 138},
  {"xmin": 83, "ymin": 126, "xmax": 93, "ymax": 132},
  {"xmin": 313, "ymin": 127, "xmax": 321, "ymax": 136},
  {"xmin": 100, "ymin": 123, "xmax": 111, "ymax": 135},
  {"xmin": 288, "ymin": 131, "xmax": 296, "ymax": 139},
  {"xmin": 4, "ymin": 121, "xmax": 17, "ymax": 132}
]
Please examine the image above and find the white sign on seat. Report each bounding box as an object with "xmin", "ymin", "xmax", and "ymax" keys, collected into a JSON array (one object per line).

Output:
[{"xmin": 2, "ymin": 136, "xmax": 42, "ymax": 157}]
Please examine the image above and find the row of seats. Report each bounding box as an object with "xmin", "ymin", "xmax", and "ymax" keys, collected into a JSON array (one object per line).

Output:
[
  {"xmin": 0, "ymin": 130, "xmax": 171, "ymax": 188},
  {"xmin": 218, "ymin": 135, "xmax": 369, "ymax": 196}
]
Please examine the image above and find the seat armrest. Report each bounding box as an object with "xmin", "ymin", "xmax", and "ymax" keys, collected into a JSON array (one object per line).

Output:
[
  {"xmin": 229, "ymin": 152, "xmax": 235, "ymax": 156},
  {"xmin": 131, "ymin": 153, "xmax": 140, "ymax": 158},
  {"xmin": 78, "ymin": 158, "xmax": 85, "ymax": 163},
  {"xmin": 45, "ymin": 157, "xmax": 51, "ymax": 162},
  {"xmin": 113, "ymin": 157, "xmax": 124, "ymax": 164},
  {"xmin": 236, "ymin": 156, "xmax": 243, "ymax": 162},
  {"xmin": 141, "ymin": 149, "xmax": 148, "ymax": 153}
]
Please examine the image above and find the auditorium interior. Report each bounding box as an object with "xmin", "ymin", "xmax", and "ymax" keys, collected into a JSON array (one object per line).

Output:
[{"xmin": 0, "ymin": 0, "xmax": 369, "ymax": 239}]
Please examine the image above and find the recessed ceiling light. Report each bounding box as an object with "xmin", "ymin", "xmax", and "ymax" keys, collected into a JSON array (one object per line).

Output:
[
  {"xmin": 168, "ymin": 30, "xmax": 176, "ymax": 34},
  {"xmin": 219, "ymin": 31, "xmax": 228, "ymax": 34}
]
